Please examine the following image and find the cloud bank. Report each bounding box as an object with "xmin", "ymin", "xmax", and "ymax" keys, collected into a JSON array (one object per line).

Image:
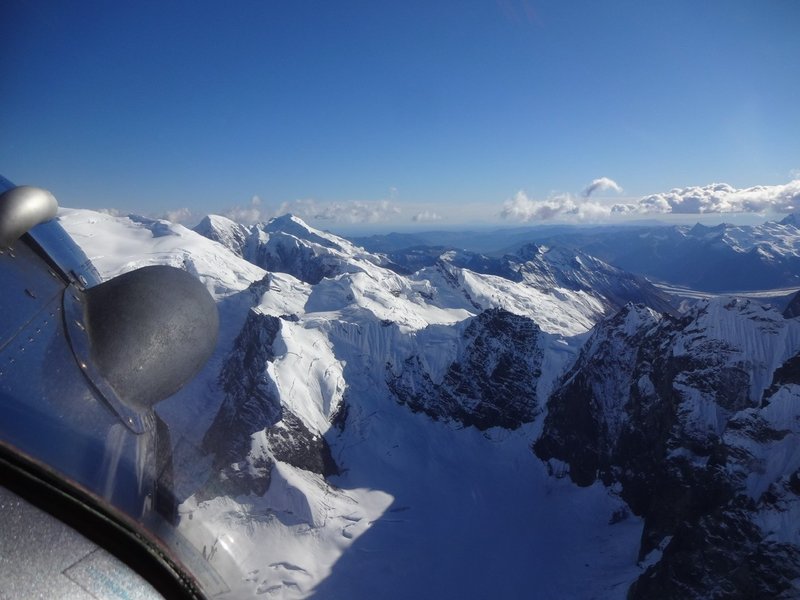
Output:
[
  {"xmin": 503, "ymin": 180, "xmax": 800, "ymax": 223},
  {"xmin": 222, "ymin": 197, "xmax": 401, "ymax": 226},
  {"xmin": 224, "ymin": 195, "xmax": 264, "ymax": 225},
  {"xmin": 412, "ymin": 210, "xmax": 443, "ymax": 222},
  {"xmin": 159, "ymin": 207, "xmax": 193, "ymax": 223},
  {"xmin": 500, "ymin": 191, "xmax": 610, "ymax": 222},
  {"xmin": 631, "ymin": 181, "xmax": 800, "ymax": 215},
  {"xmin": 277, "ymin": 199, "xmax": 401, "ymax": 224}
]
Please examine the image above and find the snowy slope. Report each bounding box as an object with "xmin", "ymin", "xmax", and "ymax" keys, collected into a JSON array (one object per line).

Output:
[
  {"xmin": 60, "ymin": 210, "xmax": 264, "ymax": 296},
  {"xmin": 435, "ymin": 242, "xmax": 675, "ymax": 317}
]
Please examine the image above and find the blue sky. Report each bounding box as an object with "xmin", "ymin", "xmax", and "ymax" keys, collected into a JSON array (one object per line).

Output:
[{"xmin": 2, "ymin": 1, "xmax": 799, "ymax": 231}]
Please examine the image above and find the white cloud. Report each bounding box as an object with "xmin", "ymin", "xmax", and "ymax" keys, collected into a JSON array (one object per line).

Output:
[
  {"xmin": 500, "ymin": 190, "xmax": 611, "ymax": 222},
  {"xmin": 221, "ymin": 194, "xmax": 402, "ymax": 226},
  {"xmin": 412, "ymin": 210, "xmax": 443, "ymax": 222},
  {"xmin": 96, "ymin": 207, "xmax": 123, "ymax": 217},
  {"xmin": 582, "ymin": 177, "xmax": 623, "ymax": 198},
  {"xmin": 609, "ymin": 203, "xmax": 638, "ymax": 215},
  {"xmin": 501, "ymin": 179, "xmax": 800, "ymax": 223},
  {"xmin": 636, "ymin": 180, "xmax": 800, "ymax": 215},
  {"xmin": 276, "ymin": 199, "xmax": 401, "ymax": 224},
  {"xmin": 158, "ymin": 207, "xmax": 193, "ymax": 223},
  {"xmin": 223, "ymin": 195, "xmax": 264, "ymax": 225}
]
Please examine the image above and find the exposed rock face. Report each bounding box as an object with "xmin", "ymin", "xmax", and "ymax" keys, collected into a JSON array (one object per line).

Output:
[
  {"xmin": 388, "ymin": 308, "xmax": 544, "ymax": 430},
  {"xmin": 265, "ymin": 411, "xmax": 338, "ymax": 476},
  {"xmin": 535, "ymin": 304, "xmax": 666, "ymax": 488},
  {"xmin": 783, "ymin": 290, "xmax": 800, "ymax": 319},
  {"xmin": 630, "ymin": 368, "xmax": 800, "ymax": 600},
  {"xmin": 535, "ymin": 299, "xmax": 800, "ymax": 598},
  {"xmin": 203, "ymin": 312, "xmax": 282, "ymax": 456},
  {"xmin": 201, "ymin": 311, "xmax": 336, "ymax": 499}
]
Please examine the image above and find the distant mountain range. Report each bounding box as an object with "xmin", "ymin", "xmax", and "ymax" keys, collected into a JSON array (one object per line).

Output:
[{"xmin": 353, "ymin": 215, "xmax": 800, "ymax": 292}]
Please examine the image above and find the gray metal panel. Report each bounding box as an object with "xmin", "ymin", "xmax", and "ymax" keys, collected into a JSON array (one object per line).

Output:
[
  {"xmin": 0, "ymin": 485, "xmax": 163, "ymax": 600},
  {"xmin": 0, "ymin": 237, "xmax": 155, "ymax": 518},
  {"xmin": 0, "ymin": 177, "xmax": 99, "ymax": 288},
  {"xmin": 0, "ymin": 176, "xmax": 229, "ymax": 596},
  {"xmin": 28, "ymin": 217, "xmax": 102, "ymax": 288},
  {"xmin": 0, "ymin": 238, "xmax": 65, "ymax": 353}
]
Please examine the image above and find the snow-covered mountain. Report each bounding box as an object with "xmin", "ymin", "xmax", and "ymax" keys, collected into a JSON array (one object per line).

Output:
[
  {"xmin": 536, "ymin": 298, "xmax": 800, "ymax": 598},
  {"xmin": 196, "ymin": 213, "xmax": 674, "ymax": 335},
  {"xmin": 447, "ymin": 242, "xmax": 675, "ymax": 315},
  {"xmin": 59, "ymin": 208, "xmax": 800, "ymax": 598},
  {"xmin": 194, "ymin": 213, "xmax": 404, "ymax": 284}
]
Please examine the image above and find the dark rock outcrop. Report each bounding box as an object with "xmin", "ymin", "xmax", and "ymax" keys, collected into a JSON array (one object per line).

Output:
[
  {"xmin": 783, "ymin": 290, "xmax": 800, "ymax": 319},
  {"xmin": 534, "ymin": 299, "xmax": 800, "ymax": 598},
  {"xmin": 388, "ymin": 308, "xmax": 543, "ymax": 430},
  {"xmin": 201, "ymin": 311, "xmax": 337, "ymax": 499}
]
